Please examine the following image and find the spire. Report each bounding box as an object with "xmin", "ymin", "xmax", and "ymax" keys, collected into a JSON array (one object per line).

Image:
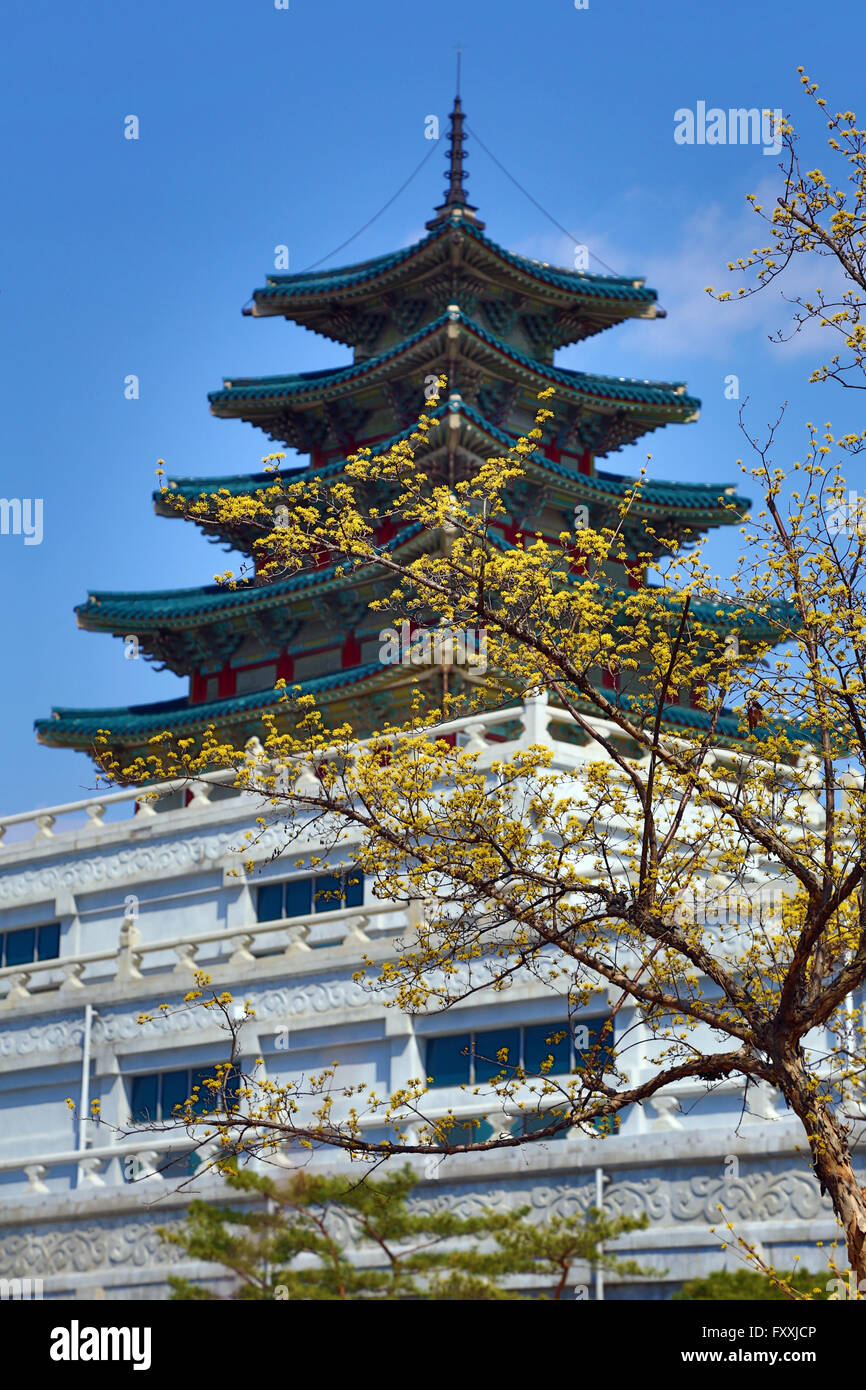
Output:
[{"xmin": 426, "ymin": 92, "xmax": 485, "ymax": 230}]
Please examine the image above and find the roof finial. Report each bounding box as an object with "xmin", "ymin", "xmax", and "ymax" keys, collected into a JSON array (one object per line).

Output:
[{"xmin": 426, "ymin": 67, "xmax": 485, "ymax": 231}]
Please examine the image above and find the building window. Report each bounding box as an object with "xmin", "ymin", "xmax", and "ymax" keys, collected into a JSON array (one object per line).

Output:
[
  {"xmin": 510, "ymin": 1110, "xmax": 619, "ymax": 1141},
  {"xmin": 235, "ymin": 662, "xmax": 278, "ymax": 696},
  {"xmin": 256, "ymin": 868, "xmax": 364, "ymax": 922},
  {"xmin": 0, "ymin": 922, "xmax": 60, "ymax": 968},
  {"xmin": 511, "ymin": 1110, "xmax": 571, "ymax": 1141},
  {"xmin": 425, "ymin": 1018, "xmax": 613, "ymax": 1088},
  {"xmin": 129, "ymin": 1066, "xmax": 240, "ymax": 1124}
]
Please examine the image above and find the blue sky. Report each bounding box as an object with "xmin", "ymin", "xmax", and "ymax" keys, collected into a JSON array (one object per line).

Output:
[{"xmin": 0, "ymin": 0, "xmax": 861, "ymax": 813}]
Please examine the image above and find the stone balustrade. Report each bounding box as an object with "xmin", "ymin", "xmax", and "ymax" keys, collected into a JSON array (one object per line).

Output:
[{"xmin": 0, "ymin": 902, "xmax": 406, "ymax": 1008}]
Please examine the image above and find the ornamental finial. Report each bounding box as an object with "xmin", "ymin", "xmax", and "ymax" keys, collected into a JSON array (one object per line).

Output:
[{"xmin": 426, "ymin": 85, "xmax": 485, "ymax": 231}]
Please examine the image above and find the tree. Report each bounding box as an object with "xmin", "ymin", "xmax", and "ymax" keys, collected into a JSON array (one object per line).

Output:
[
  {"xmin": 109, "ymin": 73, "xmax": 866, "ymax": 1287},
  {"xmin": 159, "ymin": 1164, "xmax": 650, "ymax": 1300},
  {"xmin": 708, "ymin": 70, "xmax": 866, "ymax": 409},
  {"xmin": 673, "ymin": 1268, "xmax": 830, "ymax": 1301}
]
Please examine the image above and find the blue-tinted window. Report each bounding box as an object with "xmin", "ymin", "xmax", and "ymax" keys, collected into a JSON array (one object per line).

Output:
[
  {"xmin": 37, "ymin": 923, "xmax": 61, "ymax": 960},
  {"xmin": 1, "ymin": 922, "xmax": 61, "ymax": 967},
  {"xmin": 593, "ymin": 1113, "xmax": 620, "ymax": 1136},
  {"xmin": 191, "ymin": 1066, "xmax": 239, "ymax": 1114},
  {"xmin": 257, "ymin": 883, "xmax": 284, "ymax": 923},
  {"xmin": 256, "ymin": 871, "xmax": 363, "ymax": 921},
  {"xmin": 130, "ymin": 1073, "xmax": 159, "ymax": 1124},
  {"xmin": 344, "ymin": 871, "xmax": 364, "ymax": 909},
  {"xmin": 190, "ymin": 1067, "xmax": 217, "ymax": 1115},
  {"xmin": 161, "ymin": 1150, "xmax": 201, "ymax": 1178},
  {"xmin": 284, "ymin": 877, "xmax": 312, "ymax": 918},
  {"xmin": 575, "ymin": 1018, "xmax": 614, "ymax": 1073},
  {"xmin": 426, "ymin": 1018, "xmax": 614, "ymax": 1090},
  {"xmin": 130, "ymin": 1066, "xmax": 239, "ymax": 1124},
  {"xmin": 5, "ymin": 928, "xmax": 36, "ymax": 968},
  {"xmin": 427, "ymin": 1033, "xmax": 472, "ymax": 1087},
  {"xmin": 314, "ymin": 874, "xmax": 342, "ymax": 913},
  {"xmin": 513, "ymin": 1111, "xmax": 570, "ymax": 1140},
  {"xmin": 473, "ymin": 1028, "xmax": 521, "ymax": 1083},
  {"xmin": 525, "ymin": 1022, "xmax": 571, "ymax": 1076},
  {"xmin": 448, "ymin": 1117, "xmax": 494, "ymax": 1144},
  {"xmin": 162, "ymin": 1069, "xmax": 192, "ymax": 1117}
]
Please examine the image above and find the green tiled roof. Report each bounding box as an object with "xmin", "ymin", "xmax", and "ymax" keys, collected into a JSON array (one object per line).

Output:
[
  {"xmin": 210, "ymin": 311, "xmax": 698, "ymax": 413},
  {"xmin": 254, "ymin": 214, "xmax": 657, "ymax": 306},
  {"xmin": 163, "ymin": 397, "xmax": 736, "ymax": 509},
  {"xmin": 75, "ymin": 524, "xmax": 428, "ymax": 626},
  {"xmin": 35, "ymin": 662, "xmax": 395, "ymax": 744},
  {"xmin": 74, "ymin": 554, "xmax": 778, "ymax": 639},
  {"xmin": 35, "ymin": 665, "xmax": 763, "ymax": 749}
]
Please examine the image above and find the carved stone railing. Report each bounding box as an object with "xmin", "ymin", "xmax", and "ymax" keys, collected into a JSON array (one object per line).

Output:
[
  {"xmin": 0, "ymin": 1132, "xmax": 226, "ymax": 1191},
  {"xmin": 1, "ymin": 695, "xmax": 824, "ymax": 853},
  {"xmin": 0, "ymin": 699, "xmax": 573, "ymax": 851},
  {"xmin": 0, "ymin": 902, "xmax": 407, "ymax": 1008},
  {"xmin": 0, "ymin": 767, "xmax": 242, "ymax": 847}
]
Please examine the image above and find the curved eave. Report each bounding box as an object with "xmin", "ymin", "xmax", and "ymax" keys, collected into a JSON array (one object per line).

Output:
[
  {"xmin": 73, "ymin": 545, "xmax": 781, "ymax": 647},
  {"xmin": 209, "ymin": 312, "xmax": 699, "ymax": 419},
  {"xmin": 34, "ymin": 661, "xmax": 423, "ymax": 751},
  {"xmin": 250, "ymin": 217, "xmax": 658, "ymax": 344},
  {"xmin": 157, "ymin": 400, "xmax": 745, "ymax": 555},
  {"xmin": 163, "ymin": 398, "xmax": 723, "ymax": 499},
  {"xmin": 74, "ymin": 525, "xmax": 435, "ymax": 632},
  {"xmin": 35, "ymin": 669, "xmax": 767, "ymax": 754}
]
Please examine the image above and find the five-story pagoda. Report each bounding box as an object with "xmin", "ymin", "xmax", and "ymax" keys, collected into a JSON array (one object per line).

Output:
[{"xmin": 37, "ymin": 98, "xmax": 750, "ymax": 768}]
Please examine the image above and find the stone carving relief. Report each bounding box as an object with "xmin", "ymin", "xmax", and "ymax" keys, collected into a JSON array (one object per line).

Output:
[
  {"xmin": 0, "ymin": 820, "xmax": 289, "ymax": 907},
  {"xmin": 0, "ymin": 1014, "xmax": 85, "ymax": 1059},
  {"xmin": 0, "ymin": 1212, "xmax": 186, "ymax": 1278},
  {"xmin": 0, "ymin": 1162, "xmax": 845, "ymax": 1277},
  {"xmin": 408, "ymin": 1163, "xmax": 840, "ymax": 1228},
  {"xmin": 0, "ymin": 973, "xmax": 372, "ymax": 1057}
]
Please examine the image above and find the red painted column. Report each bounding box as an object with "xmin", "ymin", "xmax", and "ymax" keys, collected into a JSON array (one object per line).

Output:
[
  {"xmin": 341, "ymin": 632, "xmax": 362, "ymax": 668},
  {"xmin": 217, "ymin": 664, "xmax": 236, "ymax": 699}
]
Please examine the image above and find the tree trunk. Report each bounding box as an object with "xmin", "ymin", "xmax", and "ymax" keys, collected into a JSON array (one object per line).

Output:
[{"xmin": 780, "ymin": 1050, "xmax": 866, "ymax": 1285}]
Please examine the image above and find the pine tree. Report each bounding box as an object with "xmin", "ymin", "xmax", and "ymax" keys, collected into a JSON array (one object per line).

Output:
[{"xmin": 159, "ymin": 1165, "xmax": 652, "ymax": 1300}]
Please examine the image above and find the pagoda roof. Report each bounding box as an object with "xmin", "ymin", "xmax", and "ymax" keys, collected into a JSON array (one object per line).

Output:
[
  {"xmin": 75, "ymin": 523, "xmax": 429, "ymax": 630},
  {"xmin": 212, "ymin": 310, "xmax": 693, "ymax": 410},
  {"xmin": 163, "ymin": 397, "xmax": 744, "ymax": 528},
  {"xmin": 250, "ymin": 213, "xmax": 660, "ymax": 349},
  {"xmin": 34, "ymin": 665, "xmax": 762, "ymax": 754},
  {"xmin": 209, "ymin": 310, "xmax": 698, "ymax": 455},
  {"xmin": 74, "ymin": 558, "xmax": 769, "ymax": 639},
  {"xmin": 35, "ymin": 661, "xmax": 395, "ymax": 750}
]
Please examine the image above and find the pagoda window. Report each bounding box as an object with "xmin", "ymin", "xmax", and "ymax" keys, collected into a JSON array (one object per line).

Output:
[
  {"xmin": 203, "ymin": 674, "xmax": 220, "ymax": 703},
  {"xmin": 234, "ymin": 662, "xmax": 278, "ymax": 696},
  {"xmin": 256, "ymin": 868, "xmax": 364, "ymax": 923},
  {"xmin": 425, "ymin": 1017, "xmax": 612, "ymax": 1088},
  {"xmin": 294, "ymin": 648, "xmax": 342, "ymax": 682},
  {"xmin": 0, "ymin": 921, "xmax": 60, "ymax": 968}
]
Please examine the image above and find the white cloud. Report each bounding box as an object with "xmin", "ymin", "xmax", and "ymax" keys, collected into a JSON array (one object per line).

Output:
[{"xmin": 512, "ymin": 179, "xmax": 847, "ymax": 370}]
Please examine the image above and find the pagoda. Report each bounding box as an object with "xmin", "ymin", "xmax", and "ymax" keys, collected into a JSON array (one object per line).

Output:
[{"xmin": 37, "ymin": 98, "xmax": 754, "ymax": 767}]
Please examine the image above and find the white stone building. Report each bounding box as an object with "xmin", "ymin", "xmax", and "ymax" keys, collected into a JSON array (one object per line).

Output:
[{"xmin": 0, "ymin": 698, "xmax": 843, "ymax": 1300}]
